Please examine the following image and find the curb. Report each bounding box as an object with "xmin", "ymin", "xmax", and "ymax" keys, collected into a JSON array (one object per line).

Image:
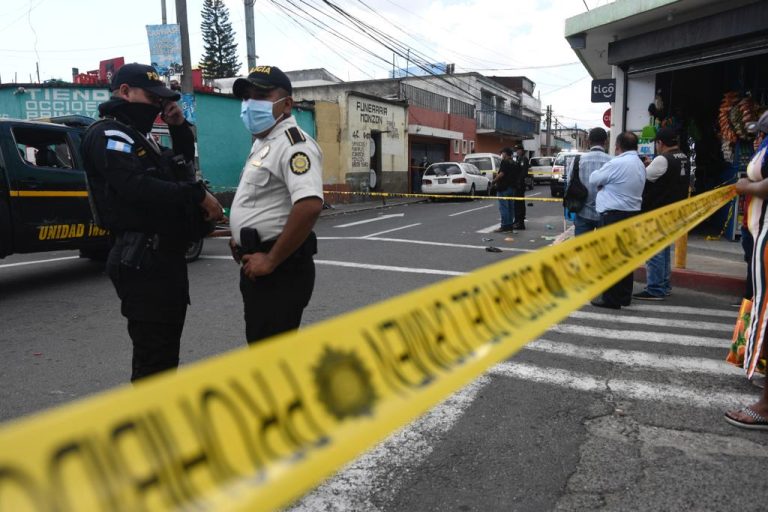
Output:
[{"xmin": 634, "ymin": 266, "xmax": 745, "ymax": 297}]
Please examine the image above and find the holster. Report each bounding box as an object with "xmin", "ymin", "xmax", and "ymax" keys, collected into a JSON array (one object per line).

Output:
[{"xmin": 118, "ymin": 231, "xmax": 158, "ymax": 269}]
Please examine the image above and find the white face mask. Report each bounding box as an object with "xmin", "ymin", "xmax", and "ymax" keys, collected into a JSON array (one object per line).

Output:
[{"xmin": 240, "ymin": 97, "xmax": 287, "ymax": 134}]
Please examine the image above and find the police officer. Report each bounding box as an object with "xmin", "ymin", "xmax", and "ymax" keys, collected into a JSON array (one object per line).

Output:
[
  {"xmin": 229, "ymin": 66, "xmax": 324, "ymax": 344},
  {"xmin": 512, "ymin": 145, "xmax": 529, "ymax": 230},
  {"xmin": 81, "ymin": 63, "xmax": 223, "ymax": 382}
]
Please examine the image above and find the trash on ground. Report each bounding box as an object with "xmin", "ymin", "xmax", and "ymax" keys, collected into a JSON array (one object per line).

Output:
[{"xmin": 485, "ymin": 246, "xmax": 502, "ymax": 253}]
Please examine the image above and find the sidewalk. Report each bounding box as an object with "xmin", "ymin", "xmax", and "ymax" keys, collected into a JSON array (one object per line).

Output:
[{"xmin": 319, "ymin": 198, "xmax": 747, "ymax": 297}]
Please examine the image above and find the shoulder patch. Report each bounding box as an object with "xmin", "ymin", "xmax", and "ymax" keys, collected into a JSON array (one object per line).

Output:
[
  {"xmin": 290, "ymin": 152, "xmax": 311, "ymax": 175},
  {"xmin": 104, "ymin": 130, "xmax": 134, "ymax": 144},
  {"xmin": 106, "ymin": 139, "xmax": 132, "ymax": 154},
  {"xmin": 285, "ymin": 126, "xmax": 306, "ymax": 146}
]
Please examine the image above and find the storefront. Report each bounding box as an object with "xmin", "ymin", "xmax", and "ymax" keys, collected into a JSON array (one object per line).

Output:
[{"xmin": 565, "ymin": 0, "xmax": 768, "ymax": 236}]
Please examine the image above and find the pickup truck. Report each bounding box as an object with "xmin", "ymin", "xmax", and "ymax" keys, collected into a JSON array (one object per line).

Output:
[{"xmin": 0, "ymin": 116, "xmax": 205, "ymax": 261}]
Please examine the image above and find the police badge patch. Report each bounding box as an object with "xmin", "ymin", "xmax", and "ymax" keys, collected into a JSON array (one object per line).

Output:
[{"xmin": 290, "ymin": 152, "xmax": 311, "ymax": 175}]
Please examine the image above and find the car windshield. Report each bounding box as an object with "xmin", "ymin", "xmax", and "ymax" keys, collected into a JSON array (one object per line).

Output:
[
  {"xmin": 530, "ymin": 158, "xmax": 551, "ymax": 166},
  {"xmin": 554, "ymin": 154, "xmax": 566, "ymax": 166},
  {"xmin": 464, "ymin": 157, "xmax": 492, "ymax": 171},
  {"xmin": 425, "ymin": 164, "xmax": 463, "ymax": 176}
]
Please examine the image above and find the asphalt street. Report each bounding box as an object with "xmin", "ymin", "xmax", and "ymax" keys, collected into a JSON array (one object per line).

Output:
[{"xmin": 1, "ymin": 187, "xmax": 767, "ymax": 511}]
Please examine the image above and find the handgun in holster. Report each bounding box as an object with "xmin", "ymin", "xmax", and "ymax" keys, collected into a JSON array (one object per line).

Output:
[
  {"xmin": 119, "ymin": 232, "xmax": 158, "ymax": 269},
  {"xmin": 238, "ymin": 227, "xmax": 262, "ymax": 258}
]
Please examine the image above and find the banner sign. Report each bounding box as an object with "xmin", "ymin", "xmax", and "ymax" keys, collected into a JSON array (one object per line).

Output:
[
  {"xmin": 146, "ymin": 24, "xmax": 182, "ymax": 76},
  {"xmin": 591, "ymin": 79, "xmax": 616, "ymax": 103}
]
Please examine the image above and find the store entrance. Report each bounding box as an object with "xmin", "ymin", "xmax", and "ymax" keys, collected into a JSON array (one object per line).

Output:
[{"xmin": 410, "ymin": 142, "xmax": 448, "ymax": 193}]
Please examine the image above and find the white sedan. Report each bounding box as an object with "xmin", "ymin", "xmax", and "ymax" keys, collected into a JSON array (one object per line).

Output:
[{"xmin": 421, "ymin": 162, "xmax": 491, "ymax": 196}]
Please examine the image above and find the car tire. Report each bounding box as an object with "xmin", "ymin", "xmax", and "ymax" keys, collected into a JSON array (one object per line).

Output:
[{"xmin": 185, "ymin": 239, "xmax": 204, "ymax": 263}]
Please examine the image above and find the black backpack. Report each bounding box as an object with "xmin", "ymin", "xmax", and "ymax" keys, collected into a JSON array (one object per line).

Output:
[{"xmin": 563, "ymin": 155, "xmax": 588, "ymax": 213}]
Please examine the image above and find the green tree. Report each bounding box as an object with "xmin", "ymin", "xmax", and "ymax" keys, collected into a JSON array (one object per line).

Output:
[{"xmin": 199, "ymin": 0, "xmax": 241, "ymax": 79}]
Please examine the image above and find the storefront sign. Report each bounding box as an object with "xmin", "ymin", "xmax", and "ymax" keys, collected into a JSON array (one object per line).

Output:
[
  {"xmin": 22, "ymin": 88, "xmax": 110, "ymax": 119},
  {"xmin": 603, "ymin": 108, "xmax": 611, "ymax": 128},
  {"xmin": 592, "ymin": 79, "xmax": 616, "ymax": 103}
]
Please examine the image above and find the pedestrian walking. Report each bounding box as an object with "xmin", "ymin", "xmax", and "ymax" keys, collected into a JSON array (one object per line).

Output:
[
  {"xmin": 229, "ymin": 66, "xmax": 324, "ymax": 344},
  {"xmin": 588, "ymin": 131, "xmax": 646, "ymax": 309},
  {"xmin": 81, "ymin": 63, "xmax": 224, "ymax": 382},
  {"xmin": 512, "ymin": 145, "xmax": 528, "ymax": 230},
  {"xmin": 633, "ymin": 127, "xmax": 691, "ymax": 300},
  {"xmin": 570, "ymin": 127, "xmax": 612, "ymax": 235},
  {"xmin": 493, "ymin": 147, "xmax": 516, "ymax": 232}
]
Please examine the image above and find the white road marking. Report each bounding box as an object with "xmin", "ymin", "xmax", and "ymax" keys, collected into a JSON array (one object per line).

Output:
[
  {"xmin": 361, "ymin": 223, "xmax": 421, "ymax": 238},
  {"xmin": 527, "ymin": 339, "xmax": 740, "ymax": 375},
  {"xmin": 549, "ymin": 323, "xmax": 727, "ymax": 349},
  {"xmin": 317, "ymin": 237, "xmax": 532, "ymax": 253},
  {"xmin": 313, "ymin": 259, "xmax": 465, "ymax": 276},
  {"xmin": 573, "ymin": 310, "xmax": 733, "ymax": 332},
  {"xmin": 628, "ymin": 303, "xmax": 737, "ymax": 318},
  {"xmin": 489, "ymin": 362, "xmax": 753, "ymax": 410},
  {"xmin": 289, "ymin": 376, "xmax": 491, "ymax": 512},
  {"xmin": 477, "ymin": 223, "xmax": 502, "ymax": 234},
  {"xmin": 334, "ymin": 213, "xmax": 405, "ymax": 228},
  {"xmin": 528, "ymin": 192, "xmax": 541, "ymax": 197},
  {"xmin": 448, "ymin": 204, "xmax": 494, "ymax": 217},
  {"xmin": 0, "ymin": 256, "xmax": 79, "ymax": 269}
]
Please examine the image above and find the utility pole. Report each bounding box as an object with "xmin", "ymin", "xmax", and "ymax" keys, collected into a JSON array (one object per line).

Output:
[
  {"xmin": 545, "ymin": 105, "xmax": 552, "ymax": 155},
  {"xmin": 175, "ymin": 0, "xmax": 193, "ymax": 94},
  {"xmin": 161, "ymin": 0, "xmax": 167, "ymax": 24},
  {"xmin": 244, "ymin": 0, "xmax": 257, "ymax": 70}
]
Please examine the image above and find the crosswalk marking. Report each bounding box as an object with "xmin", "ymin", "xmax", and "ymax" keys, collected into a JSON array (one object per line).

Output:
[
  {"xmin": 573, "ymin": 310, "xmax": 733, "ymax": 332},
  {"xmin": 549, "ymin": 323, "xmax": 727, "ymax": 348},
  {"xmin": 629, "ymin": 303, "xmax": 739, "ymax": 318},
  {"xmin": 527, "ymin": 339, "xmax": 741, "ymax": 375},
  {"xmin": 489, "ymin": 362, "xmax": 753, "ymax": 410}
]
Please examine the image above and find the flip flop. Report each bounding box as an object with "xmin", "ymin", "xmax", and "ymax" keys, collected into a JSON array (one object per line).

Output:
[{"xmin": 724, "ymin": 407, "xmax": 768, "ymax": 431}]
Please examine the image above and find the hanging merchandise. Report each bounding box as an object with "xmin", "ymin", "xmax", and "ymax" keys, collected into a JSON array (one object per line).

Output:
[{"xmin": 718, "ymin": 91, "xmax": 764, "ymax": 162}]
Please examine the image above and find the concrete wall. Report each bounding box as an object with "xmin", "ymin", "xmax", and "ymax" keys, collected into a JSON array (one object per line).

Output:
[{"xmin": 314, "ymin": 101, "xmax": 342, "ymax": 185}]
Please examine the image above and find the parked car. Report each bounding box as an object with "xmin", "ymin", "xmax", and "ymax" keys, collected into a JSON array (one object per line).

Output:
[
  {"xmin": 550, "ymin": 151, "xmax": 585, "ymax": 197},
  {"xmin": 422, "ymin": 162, "xmax": 490, "ymax": 197},
  {"xmin": 463, "ymin": 153, "xmax": 501, "ymax": 181},
  {"xmin": 529, "ymin": 156, "xmax": 554, "ymax": 184}
]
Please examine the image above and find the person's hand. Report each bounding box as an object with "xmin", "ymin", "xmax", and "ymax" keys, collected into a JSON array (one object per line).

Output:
[
  {"xmin": 241, "ymin": 252, "xmax": 277, "ymax": 279},
  {"xmin": 735, "ymin": 178, "xmax": 752, "ymax": 195},
  {"xmin": 200, "ymin": 191, "xmax": 224, "ymax": 221},
  {"xmin": 161, "ymin": 100, "xmax": 185, "ymax": 126},
  {"xmin": 229, "ymin": 238, "xmax": 241, "ymax": 264}
]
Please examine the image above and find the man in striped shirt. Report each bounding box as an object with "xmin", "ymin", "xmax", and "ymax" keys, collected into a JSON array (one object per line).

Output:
[{"xmin": 568, "ymin": 127, "xmax": 612, "ymax": 235}]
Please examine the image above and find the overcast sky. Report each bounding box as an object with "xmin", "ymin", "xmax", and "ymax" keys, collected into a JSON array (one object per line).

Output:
[{"xmin": 0, "ymin": 0, "xmax": 614, "ymax": 130}]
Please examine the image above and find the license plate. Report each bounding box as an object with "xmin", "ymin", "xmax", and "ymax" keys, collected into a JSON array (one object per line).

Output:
[{"xmin": 438, "ymin": 178, "xmax": 447, "ymax": 184}]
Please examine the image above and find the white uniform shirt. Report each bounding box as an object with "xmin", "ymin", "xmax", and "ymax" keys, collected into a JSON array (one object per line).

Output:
[{"xmin": 230, "ymin": 116, "xmax": 324, "ymax": 244}]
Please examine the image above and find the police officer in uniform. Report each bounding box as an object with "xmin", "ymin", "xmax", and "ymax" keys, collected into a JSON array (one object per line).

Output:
[
  {"xmin": 81, "ymin": 63, "xmax": 223, "ymax": 382},
  {"xmin": 512, "ymin": 145, "xmax": 529, "ymax": 230},
  {"xmin": 229, "ymin": 66, "xmax": 324, "ymax": 344}
]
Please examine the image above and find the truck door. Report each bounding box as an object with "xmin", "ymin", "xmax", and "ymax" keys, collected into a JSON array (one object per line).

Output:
[{"xmin": 5, "ymin": 124, "xmax": 95, "ymax": 253}]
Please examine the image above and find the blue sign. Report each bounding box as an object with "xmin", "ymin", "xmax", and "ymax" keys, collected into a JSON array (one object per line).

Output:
[
  {"xmin": 181, "ymin": 93, "xmax": 196, "ymax": 124},
  {"xmin": 146, "ymin": 24, "xmax": 182, "ymax": 76}
]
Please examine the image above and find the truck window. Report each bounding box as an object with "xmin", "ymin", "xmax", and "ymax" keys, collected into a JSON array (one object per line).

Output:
[{"xmin": 12, "ymin": 127, "xmax": 74, "ymax": 170}]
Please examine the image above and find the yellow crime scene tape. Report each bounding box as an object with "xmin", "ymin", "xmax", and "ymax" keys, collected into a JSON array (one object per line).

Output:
[
  {"xmin": 0, "ymin": 186, "xmax": 735, "ymax": 512},
  {"xmin": 323, "ymin": 190, "xmax": 562, "ymax": 202}
]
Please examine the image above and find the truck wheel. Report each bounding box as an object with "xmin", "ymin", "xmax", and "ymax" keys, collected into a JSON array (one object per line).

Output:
[{"xmin": 186, "ymin": 239, "xmax": 204, "ymax": 263}]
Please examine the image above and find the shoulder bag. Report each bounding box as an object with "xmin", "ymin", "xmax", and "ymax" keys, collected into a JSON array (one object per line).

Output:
[{"xmin": 563, "ymin": 155, "xmax": 588, "ymax": 213}]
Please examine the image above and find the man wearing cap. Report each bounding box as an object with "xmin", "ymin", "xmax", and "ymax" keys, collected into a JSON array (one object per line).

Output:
[
  {"xmin": 633, "ymin": 127, "xmax": 691, "ymax": 301},
  {"xmin": 512, "ymin": 145, "xmax": 529, "ymax": 230},
  {"xmin": 82, "ymin": 63, "xmax": 224, "ymax": 382},
  {"xmin": 229, "ymin": 66, "xmax": 324, "ymax": 344}
]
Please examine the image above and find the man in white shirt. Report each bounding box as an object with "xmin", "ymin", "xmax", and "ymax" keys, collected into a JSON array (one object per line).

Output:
[{"xmin": 588, "ymin": 131, "xmax": 646, "ymax": 309}]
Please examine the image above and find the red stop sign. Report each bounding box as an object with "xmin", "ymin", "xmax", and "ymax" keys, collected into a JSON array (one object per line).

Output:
[{"xmin": 603, "ymin": 108, "xmax": 611, "ymax": 128}]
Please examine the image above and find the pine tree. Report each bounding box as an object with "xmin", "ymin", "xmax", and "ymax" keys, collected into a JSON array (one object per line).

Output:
[{"xmin": 199, "ymin": 0, "xmax": 241, "ymax": 79}]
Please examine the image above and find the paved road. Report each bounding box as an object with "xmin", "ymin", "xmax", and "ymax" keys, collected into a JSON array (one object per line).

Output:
[{"xmin": 2, "ymin": 189, "xmax": 767, "ymax": 511}]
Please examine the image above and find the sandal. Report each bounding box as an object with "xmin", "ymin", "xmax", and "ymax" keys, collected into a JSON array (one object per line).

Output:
[{"xmin": 724, "ymin": 407, "xmax": 768, "ymax": 431}]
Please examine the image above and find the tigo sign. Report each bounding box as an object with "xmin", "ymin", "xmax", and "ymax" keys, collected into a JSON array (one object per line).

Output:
[{"xmin": 591, "ymin": 79, "xmax": 616, "ymax": 103}]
